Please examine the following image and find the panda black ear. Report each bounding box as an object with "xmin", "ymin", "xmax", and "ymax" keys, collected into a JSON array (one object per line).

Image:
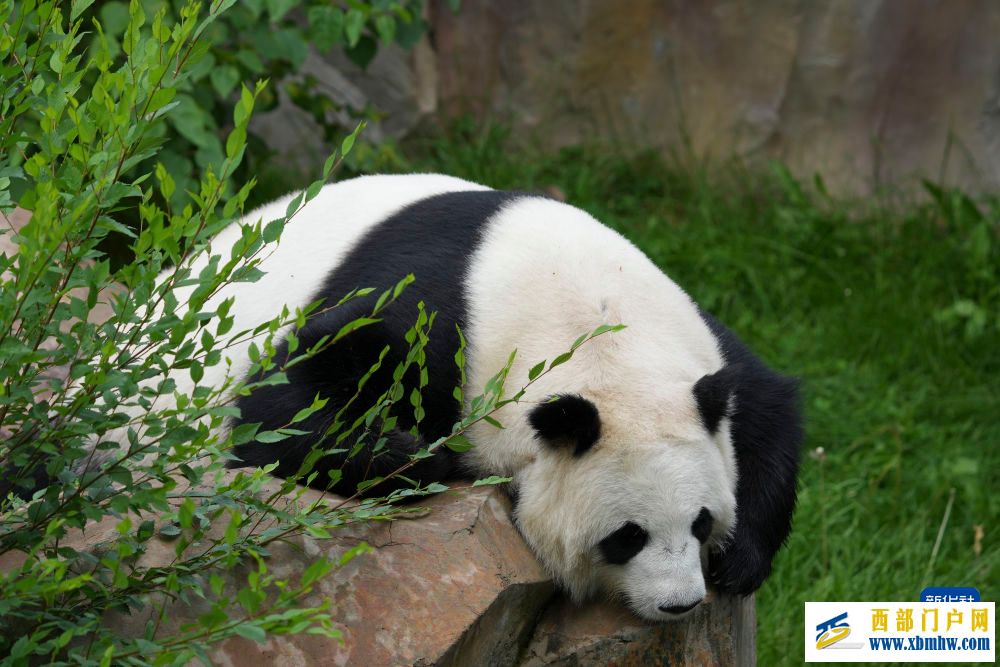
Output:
[
  {"xmin": 693, "ymin": 366, "xmax": 737, "ymax": 434},
  {"xmin": 528, "ymin": 394, "xmax": 601, "ymax": 456}
]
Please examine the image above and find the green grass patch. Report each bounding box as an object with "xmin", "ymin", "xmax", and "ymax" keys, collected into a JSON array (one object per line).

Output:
[{"xmin": 402, "ymin": 121, "xmax": 1000, "ymax": 665}]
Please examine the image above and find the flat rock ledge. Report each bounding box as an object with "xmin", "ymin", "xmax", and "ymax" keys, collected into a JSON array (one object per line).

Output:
[{"xmin": 6, "ymin": 478, "xmax": 754, "ymax": 665}]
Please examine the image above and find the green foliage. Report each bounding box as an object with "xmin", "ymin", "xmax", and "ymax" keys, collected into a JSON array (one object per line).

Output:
[
  {"xmin": 0, "ymin": 2, "xmax": 531, "ymax": 664},
  {"xmin": 405, "ymin": 121, "xmax": 1000, "ymax": 665},
  {"xmin": 5, "ymin": 0, "xmax": 427, "ymax": 231},
  {"xmin": 1, "ymin": 1, "xmax": 339, "ymax": 660},
  {"xmin": 922, "ymin": 179, "xmax": 1000, "ymax": 341}
]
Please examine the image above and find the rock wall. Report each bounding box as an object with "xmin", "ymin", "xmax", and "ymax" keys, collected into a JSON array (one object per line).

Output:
[
  {"xmin": 429, "ymin": 0, "xmax": 1000, "ymax": 194},
  {"xmin": 261, "ymin": 0, "xmax": 1000, "ymax": 195}
]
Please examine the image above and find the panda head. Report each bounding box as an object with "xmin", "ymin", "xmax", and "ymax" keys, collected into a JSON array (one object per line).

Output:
[{"xmin": 510, "ymin": 361, "xmax": 800, "ymax": 622}]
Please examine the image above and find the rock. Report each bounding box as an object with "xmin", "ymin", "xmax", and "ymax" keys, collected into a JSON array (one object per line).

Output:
[
  {"xmin": 248, "ymin": 37, "xmax": 436, "ymax": 178},
  {"xmin": 764, "ymin": 0, "xmax": 1000, "ymax": 194},
  {"xmin": 199, "ymin": 484, "xmax": 751, "ymax": 665},
  {"xmin": 205, "ymin": 485, "xmax": 556, "ymax": 666},
  {"xmin": 82, "ymin": 481, "xmax": 554, "ymax": 665},
  {"xmin": 0, "ymin": 207, "xmax": 119, "ymax": 328},
  {"xmin": 521, "ymin": 591, "xmax": 755, "ymax": 666}
]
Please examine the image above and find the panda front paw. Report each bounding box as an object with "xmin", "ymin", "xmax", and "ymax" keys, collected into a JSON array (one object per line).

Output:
[{"xmin": 707, "ymin": 539, "xmax": 772, "ymax": 596}]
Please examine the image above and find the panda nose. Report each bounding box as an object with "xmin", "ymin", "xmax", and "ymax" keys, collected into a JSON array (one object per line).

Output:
[{"xmin": 658, "ymin": 599, "xmax": 702, "ymax": 615}]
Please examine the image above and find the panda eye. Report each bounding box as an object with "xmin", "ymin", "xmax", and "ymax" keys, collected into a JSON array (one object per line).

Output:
[
  {"xmin": 691, "ymin": 507, "xmax": 714, "ymax": 544},
  {"xmin": 598, "ymin": 521, "xmax": 649, "ymax": 565}
]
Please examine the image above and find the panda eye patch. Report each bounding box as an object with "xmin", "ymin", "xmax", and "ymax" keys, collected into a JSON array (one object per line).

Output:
[
  {"xmin": 598, "ymin": 521, "xmax": 649, "ymax": 565},
  {"xmin": 691, "ymin": 507, "xmax": 714, "ymax": 544}
]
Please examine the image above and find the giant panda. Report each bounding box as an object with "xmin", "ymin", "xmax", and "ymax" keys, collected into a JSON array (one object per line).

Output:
[
  {"xmin": 19, "ymin": 174, "xmax": 804, "ymax": 622},
  {"xmin": 205, "ymin": 173, "xmax": 803, "ymax": 622}
]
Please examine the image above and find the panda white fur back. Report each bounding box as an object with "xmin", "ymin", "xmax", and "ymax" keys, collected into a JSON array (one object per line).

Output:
[{"xmin": 91, "ymin": 174, "xmax": 803, "ymax": 622}]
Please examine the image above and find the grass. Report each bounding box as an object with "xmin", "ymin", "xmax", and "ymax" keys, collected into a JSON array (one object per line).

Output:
[{"xmin": 395, "ymin": 121, "xmax": 999, "ymax": 664}]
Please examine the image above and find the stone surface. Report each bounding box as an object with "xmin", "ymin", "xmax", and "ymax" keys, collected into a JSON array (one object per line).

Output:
[
  {"xmin": 0, "ymin": 207, "xmax": 118, "ymax": 326},
  {"xmin": 248, "ymin": 25, "xmax": 438, "ymax": 179},
  {"xmin": 521, "ymin": 592, "xmax": 755, "ymax": 666}
]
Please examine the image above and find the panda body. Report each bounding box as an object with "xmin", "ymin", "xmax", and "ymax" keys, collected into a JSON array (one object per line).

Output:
[{"xmin": 115, "ymin": 175, "xmax": 804, "ymax": 621}]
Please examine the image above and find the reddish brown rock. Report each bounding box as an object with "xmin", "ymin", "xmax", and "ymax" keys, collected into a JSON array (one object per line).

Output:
[
  {"xmin": 521, "ymin": 591, "xmax": 755, "ymax": 666},
  {"xmin": 0, "ymin": 207, "xmax": 119, "ymax": 327},
  {"xmin": 210, "ymin": 484, "xmax": 754, "ymax": 664},
  {"xmin": 199, "ymin": 485, "xmax": 553, "ymax": 665},
  {"xmin": 214, "ymin": 487, "xmax": 554, "ymax": 666},
  {"xmin": 0, "ymin": 207, "xmax": 120, "ymax": 432}
]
